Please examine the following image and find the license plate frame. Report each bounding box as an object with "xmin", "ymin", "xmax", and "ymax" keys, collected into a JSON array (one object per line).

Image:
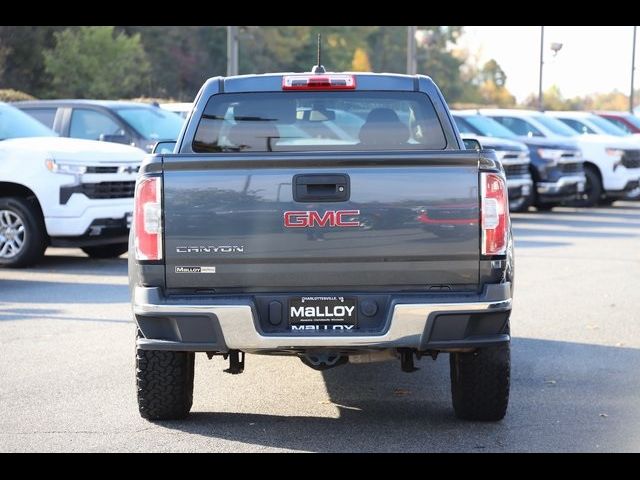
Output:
[{"xmin": 288, "ymin": 296, "xmax": 358, "ymax": 327}]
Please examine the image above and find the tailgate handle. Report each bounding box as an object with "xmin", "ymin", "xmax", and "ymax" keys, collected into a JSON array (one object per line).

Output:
[{"xmin": 293, "ymin": 174, "xmax": 350, "ymax": 202}]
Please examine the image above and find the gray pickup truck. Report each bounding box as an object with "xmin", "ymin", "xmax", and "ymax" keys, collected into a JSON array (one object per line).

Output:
[{"xmin": 129, "ymin": 70, "xmax": 514, "ymax": 422}]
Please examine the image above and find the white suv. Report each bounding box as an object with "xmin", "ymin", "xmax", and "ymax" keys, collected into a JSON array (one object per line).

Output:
[
  {"xmin": 481, "ymin": 109, "xmax": 640, "ymax": 206},
  {"xmin": 0, "ymin": 103, "xmax": 145, "ymax": 267}
]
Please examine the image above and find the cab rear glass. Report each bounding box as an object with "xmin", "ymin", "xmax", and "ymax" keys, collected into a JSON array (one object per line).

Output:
[{"xmin": 192, "ymin": 91, "xmax": 447, "ymax": 153}]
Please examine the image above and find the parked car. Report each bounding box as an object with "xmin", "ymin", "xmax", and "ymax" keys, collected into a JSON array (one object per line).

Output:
[
  {"xmin": 457, "ymin": 131, "xmax": 533, "ymax": 212},
  {"xmin": 160, "ymin": 102, "xmax": 192, "ymax": 119},
  {"xmin": 0, "ymin": 102, "xmax": 145, "ymax": 267},
  {"xmin": 14, "ymin": 100, "xmax": 185, "ymax": 153},
  {"xmin": 454, "ymin": 110, "xmax": 584, "ymax": 210},
  {"xmin": 480, "ymin": 109, "xmax": 640, "ymax": 207},
  {"xmin": 130, "ymin": 71, "xmax": 514, "ymax": 422},
  {"xmin": 541, "ymin": 111, "xmax": 640, "ymax": 205},
  {"xmin": 595, "ymin": 111, "xmax": 640, "ymax": 137},
  {"xmin": 548, "ymin": 111, "xmax": 635, "ymax": 138}
]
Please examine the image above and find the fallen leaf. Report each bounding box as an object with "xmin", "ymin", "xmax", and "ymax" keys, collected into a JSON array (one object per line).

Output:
[
  {"xmin": 394, "ymin": 388, "xmax": 411, "ymax": 396},
  {"xmin": 586, "ymin": 324, "xmax": 600, "ymax": 330},
  {"xmin": 615, "ymin": 342, "xmax": 625, "ymax": 347}
]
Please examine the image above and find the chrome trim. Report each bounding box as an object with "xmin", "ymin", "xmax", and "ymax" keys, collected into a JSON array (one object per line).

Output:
[
  {"xmin": 506, "ymin": 178, "xmax": 533, "ymax": 188},
  {"xmin": 537, "ymin": 174, "xmax": 586, "ymax": 194},
  {"xmin": 496, "ymin": 152, "xmax": 530, "ymax": 164},
  {"xmin": 133, "ymin": 289, "xmax": 512, "ymax": 350}
]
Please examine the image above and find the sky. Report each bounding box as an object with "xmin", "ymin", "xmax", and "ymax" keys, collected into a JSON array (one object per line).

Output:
[{"xmin": 458, "ymin": 26, "xmax": 637, "ymax": 102}]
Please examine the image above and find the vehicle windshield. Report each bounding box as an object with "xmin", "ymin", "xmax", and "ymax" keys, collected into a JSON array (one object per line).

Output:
[
  {"xmin": 621, "ymin": 114, "xmax": 640, "ymax": 129},
  {"xmin": 588, "ymin": 115, "xmax": 628, "ymax": 136},
  {"xmin": 115, "ymin": 106, "xmax": 184, "ymax": 140},
  {"xmin": 0, "ymin": 103, "xmax": 58, "ymax": 140},
  {"xmin": 533, "ymin": 115, "xmax": 578, "ymax": 137},
  {"xmin": 193, "ymin": 91, "xmax": 447, "ymax": 153},
  {"xmin": 460, "ymin": 115, "xmax": 518, "ymax": 139}
]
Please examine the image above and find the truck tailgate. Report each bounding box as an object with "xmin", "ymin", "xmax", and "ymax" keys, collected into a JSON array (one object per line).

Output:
[{"xmin": 162, "ymin": 152, "xmax": 480, "ymax": 291}]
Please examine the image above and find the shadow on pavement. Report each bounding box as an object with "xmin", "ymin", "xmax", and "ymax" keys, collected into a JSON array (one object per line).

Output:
[
  {"xmin": 512, "ymin": 216, "xmax": 640, "ymax": 230},
  {"xmin": 157, "ymin": 338, "xmax": 640, "ymax": 452},
  {"xmin": 0, "ymin": 279, "xmax": 129, "ymax": 304},
  {"xmin": 33, "ymin": 253, "xmax": 128, "ymax": 276},
  {"xmin": 512, "ymin": 227, "xmax": 637, "ymax": 239},
  {"xmin": 0, "ymin": 306, "xmax": 131, "ymax": 323}
]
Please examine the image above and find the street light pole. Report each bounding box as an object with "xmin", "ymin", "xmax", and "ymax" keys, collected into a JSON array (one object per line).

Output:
[
  {"xmin": 227, "ymin": 26, "xmax": 239, "ymax": 77},
  {"xmin": 631, "ymin": 26, "xmax": 637, "ymax": 113},
  {"xmin": 538, "ymin": 26, "xmax": 545, "ymax": 111},
  {"xmin": 407, "ymin": 26, "xmax": 417, "ymax": 75}
]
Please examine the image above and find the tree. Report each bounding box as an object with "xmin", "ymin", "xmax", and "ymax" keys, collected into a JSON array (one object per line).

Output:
[
  {"xmin": 120, "ymin": 26, "xmax": 227, "ymax": 100},
  {"xmin": 480, "ymin": 59, "xmax": 506, "ymax": 87},
  {"xmin": 0, "ymin": 26, "xmax": 65, "ymax": 97},
  {"xmin": 351, "ymin": 47, "xmax": 372, "ymax": 71},
  {"xmin": 43, "ymin": 26, "xmax": 150, "ymax": 99},
  {"xmin": 476, "ymin": 59, "xmax": 515, "ymax": 107}
]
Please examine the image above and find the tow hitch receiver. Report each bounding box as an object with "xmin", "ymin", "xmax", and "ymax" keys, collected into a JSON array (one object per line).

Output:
[
  {"xmin": 224, "ymin": 350, "xmax": 245, "ymax": 375},
  {"xmin": 399, "ymin": 349, "xmax": 419, "ymax": 373}
]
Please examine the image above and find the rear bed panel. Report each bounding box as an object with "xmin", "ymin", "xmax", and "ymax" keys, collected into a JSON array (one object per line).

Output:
[{"xmin": 162, "ymin": 152, "xmax": 480, "ymax": 291}]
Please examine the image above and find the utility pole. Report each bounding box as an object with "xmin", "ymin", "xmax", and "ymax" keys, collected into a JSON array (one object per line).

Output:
[
  {"xmin": 407, "ymin": 26, "xmax": 417, "ymax": 75},
  {"xmin": 227, "ymin": 26, "xmax": 239, "ymax": 77},
  {"xmin": 631, "ymin": 26, "xmax": 637, "ymax": 113},
  {"xmin": 538, "ymin": 26, "xmax": 545, "ymax": 112}
]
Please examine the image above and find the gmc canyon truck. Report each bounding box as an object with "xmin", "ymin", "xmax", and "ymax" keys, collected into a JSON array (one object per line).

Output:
[{"xmin": 130, "ymin": 71, "xmax": 514, "ymax": 422}]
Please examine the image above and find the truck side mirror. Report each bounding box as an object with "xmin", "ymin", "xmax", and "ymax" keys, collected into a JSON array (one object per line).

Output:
[
  {"xmin": 153, "ymin": 141, "xmax": 177, "ymax": 154},
  {"xmin": 463, "ymin": 138, "xmax": 482, "ymax": 150},
  {"xmin": 99, "ymin": 133, "xmax": 132, "ymax": 145}
]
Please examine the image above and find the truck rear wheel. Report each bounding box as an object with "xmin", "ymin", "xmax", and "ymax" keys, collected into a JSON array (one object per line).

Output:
[
  {"xmin": 449, "ymin": 343, "xmax": 510, "ymax": 421},
  {"xmin": 0, "ymin": 197, "xmax": 47, "ymax": 268},
  {"xmin": 136, "ymin": 330, "xmax": 195, "ymax": 420},
  {"xmin": 82, "ymin": 243, "xmax": 128, "ymax": 259}
]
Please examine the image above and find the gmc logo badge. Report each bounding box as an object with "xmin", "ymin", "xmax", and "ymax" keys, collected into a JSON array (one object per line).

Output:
[{"xmin": 284, "ymin": 210, "xmax": 360, "ymax": 228}]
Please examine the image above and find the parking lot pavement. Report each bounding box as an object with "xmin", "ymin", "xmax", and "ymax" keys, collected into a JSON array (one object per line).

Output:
[{"xmin": 1, "ymin": 202, "xmax": 639, "ymax": 452}]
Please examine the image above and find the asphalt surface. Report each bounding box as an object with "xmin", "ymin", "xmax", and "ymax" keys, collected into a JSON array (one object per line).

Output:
[{"xmin": 1, "ymin": 202, "xmax": 639, "ymax": 452}]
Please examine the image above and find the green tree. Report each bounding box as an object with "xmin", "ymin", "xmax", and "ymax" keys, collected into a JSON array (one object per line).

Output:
[
  {"xmin": 44, "ymin": 26, "xmax": 150, "ymax": 99},
  {"xmin": 0, "ymin": 26, "xmax": 65, "ymax": 97},
  {"xmin": 120, "ymin": 26, "xmax": 227, "ymax": 100}
]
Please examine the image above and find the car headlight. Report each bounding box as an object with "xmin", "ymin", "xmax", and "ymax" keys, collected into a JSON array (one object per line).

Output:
[
  {"xmin": 605, "ymin": 148, "xmax": 625, "ymax": 158},
  {"xmin": 45, "ymin": 159, "xmax": 87, "ymax": 175},
  {"xmin": 537, "ymin": 148, "xmax": 563, "ymax": 164}
]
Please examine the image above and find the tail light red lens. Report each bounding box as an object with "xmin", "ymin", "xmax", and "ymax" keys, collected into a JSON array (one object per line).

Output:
[
  {"xmin": 134, "ymin": 176, "xmax": 162, "ymax": 260},
  {"xmin": 481, "ymin": 172, "xmax": 508, "ymax": 256}
]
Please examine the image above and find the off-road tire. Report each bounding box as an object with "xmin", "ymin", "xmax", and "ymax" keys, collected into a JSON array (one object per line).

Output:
[
  {"xmin": 82, "ymin": 243, "xmax": 128, "ymax": 259},
  {"xmin": 0, "ymin": 197, "xmax": 47, "ymax": 268},
  {"xmin": 136, "ymin": 331, "xmax": 195, "ymax": 420},
  {"xmin": 450, "ymin": 343, "xmax": 510, "ymax": 421}
]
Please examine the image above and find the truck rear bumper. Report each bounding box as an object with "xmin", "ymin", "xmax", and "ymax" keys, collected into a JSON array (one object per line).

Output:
[{"xmin": 133, "ymin": 284, "xmax": 512, "ymax": 353}]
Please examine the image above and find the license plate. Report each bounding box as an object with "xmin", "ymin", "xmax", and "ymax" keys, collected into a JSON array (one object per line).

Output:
[
  {"xmin": 125, "ymin": 212, "xmax": 133, "ymax": 228},
  {"xmin": 288, "ymin": 296, "xmax": 357, "ymax": 328}
]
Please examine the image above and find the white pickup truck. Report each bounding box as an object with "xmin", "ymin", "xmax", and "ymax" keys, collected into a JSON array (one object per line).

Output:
[{"xmin": 0, "ymin": 102, "xmax": 145, "ymax": 267}]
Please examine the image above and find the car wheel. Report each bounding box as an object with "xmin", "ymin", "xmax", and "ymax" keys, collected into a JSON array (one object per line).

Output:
[
  {"xmin": 450, "ymin": 342, "xmax": 510, "ymax": 421},
  {"xmin": 136, "ymin": 329, "xmax": 195, "ymax": 420},
  {"xmin": 0, "ymin": 197, "xmax": 47, "ymax": 268}
]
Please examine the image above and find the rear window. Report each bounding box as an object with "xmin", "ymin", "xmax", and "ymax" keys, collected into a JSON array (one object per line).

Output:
[{"xmin": 192, "ymin": 91, "xmax": 447, "ymax": 153}]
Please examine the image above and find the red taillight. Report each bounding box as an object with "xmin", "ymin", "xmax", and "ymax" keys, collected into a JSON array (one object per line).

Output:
[
  {"xmin": 481, "ymin": 173, "xmax": 508, "ymax": 256},
  {"xmin": 282, "ymin": 74, "xmax": 356, "ymax": 90},
  {"xmin": 134, "ymin": 176, "xmax": 162, "ymax": 260}
]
